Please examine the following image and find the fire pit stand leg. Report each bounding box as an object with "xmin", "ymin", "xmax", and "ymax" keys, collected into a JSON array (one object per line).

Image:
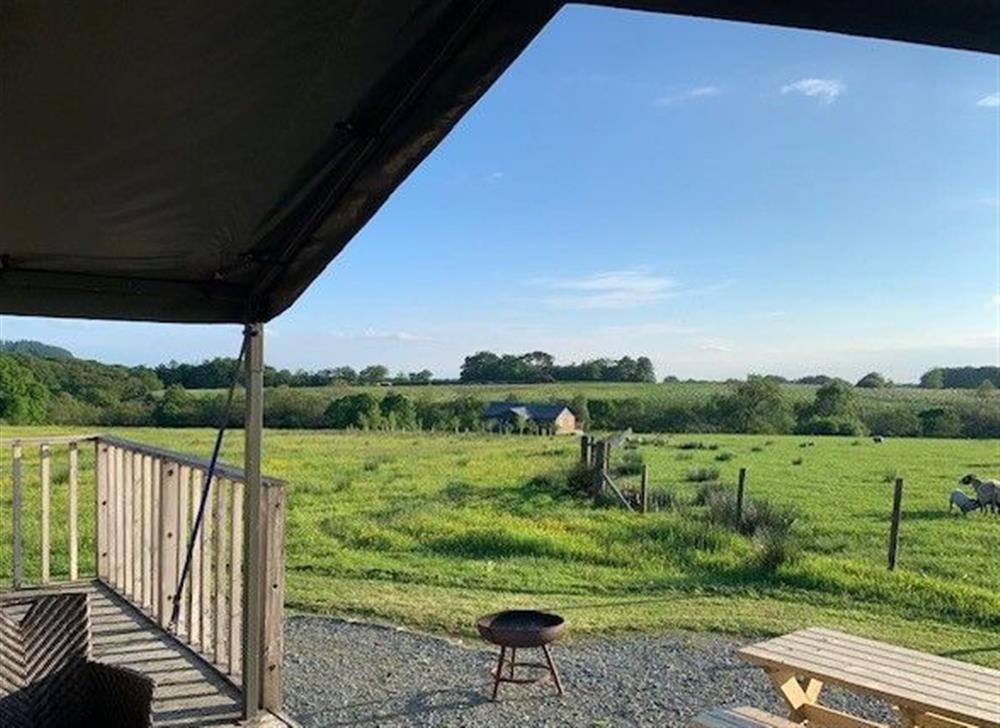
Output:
[
  {"xmin": 491, "ymin": 646, "xmax": 506, "ymax": 701},
  {"xmin": 542, "ymin": 644, "xmax": 564, "ymax": 696}
]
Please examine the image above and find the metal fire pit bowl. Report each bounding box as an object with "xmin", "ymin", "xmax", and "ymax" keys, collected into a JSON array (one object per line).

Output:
[{"xmin": 477, "ymin": 610, "xmax": 566, "ymax": 700}]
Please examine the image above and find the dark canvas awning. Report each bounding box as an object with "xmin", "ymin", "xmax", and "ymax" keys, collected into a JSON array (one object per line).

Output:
[{"xmin": 2, "ymin": 1, "xmax": 997, "ymax": 324}]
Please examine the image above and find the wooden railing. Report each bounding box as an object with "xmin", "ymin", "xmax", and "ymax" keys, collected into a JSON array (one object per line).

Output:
[{"xmin": 3, "ymin": 433, "xmax": 285, "ymax": 711}]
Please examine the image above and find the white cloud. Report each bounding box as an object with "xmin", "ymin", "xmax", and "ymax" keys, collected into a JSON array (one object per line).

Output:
[
  {"xmin": 601, "ymin": 322, "xmax": 699, "ymax": 336},
  {"xmin": 697, "ymin": 341, "xmax": 732, "ymax": 353},
  {"xmin": 331, "ymin": 328, "xmax": 437, "ymax": 342},
  {"xmin": 486, "ymin": 171, "xmax": 504, "ymax": 182},
  {"xmin": 780, "ymin": 78, "xmax": 845, "ymax": 104},
  {"xmin": 977, "ymin": 92, "xmax": 1000, "ymax": 108},
  {"xmin": 653, "ymin": 85, "xmax": 721, "ymax": 107},
  {"xmin": 531, "ymin": 270, "xmax": 677, "ymax": 309}
]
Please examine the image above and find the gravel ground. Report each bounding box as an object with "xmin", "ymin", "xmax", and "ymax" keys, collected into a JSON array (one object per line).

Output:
[{"xmin": 284, "ymin": 614, "xmax": 899, "ymax": 727}]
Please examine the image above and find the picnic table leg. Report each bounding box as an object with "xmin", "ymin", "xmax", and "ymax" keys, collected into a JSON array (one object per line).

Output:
[{"xmin": 766, "ymin": 669, "xmax": 823, "ymax": 722}]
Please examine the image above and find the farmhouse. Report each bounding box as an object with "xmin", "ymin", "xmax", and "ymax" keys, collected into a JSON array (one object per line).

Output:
[{"xmin": 484, "ymin": 402, "xmax": 577, "ymax": 434}]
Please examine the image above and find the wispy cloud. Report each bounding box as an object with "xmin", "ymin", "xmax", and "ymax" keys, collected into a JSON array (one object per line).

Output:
[
  {"xmin": 601, "ymin": 322, "xmax": 699, "ymax": 336},
  {"xmin": 977, "ymin": 92, "xmax": 1000, "ymax": 108},
  {"xmin": 780, "ymin": 78, "xmax": 845, "ymax": 104},
  {"xmin": 486, "ymin": 171, "xmax": 504, "ymax": 182},
  {"xmin": 331, "ymin": 328, "xmax": 437, "ymax": 342},
  {"xmin": 531, "ymin": 270, "xmax": 677, "ymax": 310},
  {"xmin": 697, "ymin": 340, "xmax": 732, "ymax": 353},
  {"xmin": 653, "ymin": 85, "xmax": 721, "ymax": 107},
  {"xmin": 529, "ymin": 270, "xmax": 730, "ymax": 310}
]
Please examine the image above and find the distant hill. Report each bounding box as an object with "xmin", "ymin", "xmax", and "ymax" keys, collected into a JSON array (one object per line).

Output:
[{"xmin": 0, "ymin": 339, "xmax": 74, "ymax": 359}]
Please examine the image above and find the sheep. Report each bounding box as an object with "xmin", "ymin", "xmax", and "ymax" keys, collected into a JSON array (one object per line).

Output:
[
  {"xmin": 959, "ymin": 474, "xmax": 999, "ymax": 514},
  {"xmin": 872, "ymin": 436, "xmax": 884, "ymax": 444},
  {"xmin": 949, "ymin": 489, "xmax": 981, "ymax": 515}
]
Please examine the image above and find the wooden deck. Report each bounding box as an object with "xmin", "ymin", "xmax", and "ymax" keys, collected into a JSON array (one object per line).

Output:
[{"xmin": 3, "ymin": 581, "xmax": 247, "ymax": 726}]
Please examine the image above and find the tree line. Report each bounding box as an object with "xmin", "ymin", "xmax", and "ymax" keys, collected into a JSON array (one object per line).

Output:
[{"xmin": 460, "ymin": 351, "xmax": 656, "ymax": 383}]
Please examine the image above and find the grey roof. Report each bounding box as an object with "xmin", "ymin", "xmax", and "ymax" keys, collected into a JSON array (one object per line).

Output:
[
  {"xmin": 2, "ymin": 2, "xmax": 997, "ymax": 323},
  {"xmin": 484, "ymin": 402, "xmax": 572, "ymax": 422}
]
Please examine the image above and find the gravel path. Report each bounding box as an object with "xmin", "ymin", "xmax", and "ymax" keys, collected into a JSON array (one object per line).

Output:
[{"xmin": 284, "ymin": 614, "xmax": 899, "ymax": 727}]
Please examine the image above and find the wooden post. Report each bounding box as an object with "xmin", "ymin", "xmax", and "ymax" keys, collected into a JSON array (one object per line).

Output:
[
  {"xmin": 242, "ymin": 322, "xmax": 264, "ymax": 718},
  {"xmin": 12, "ymin": 443, "xmax": 22, "ymax": 589},
  {"xmin": 579, "ymin": 435, "xmax": 589, "ymax": 466},
  {"xmin": 593, "ymin": 441, "xmax": 606, "ymax": 495},
  {"xmin": 123, "ymin": 450, "xmax": 134, "ymax": 596},
  {"xmin": 40, "ymin": 444, "xmax": 51, "ymax": 584},
  {"xmin": 640, "ymin": 465, "xmax": 649, "ymax": 514},
  {"xmin": 260, "ymin": 482, "xmax": 285, "ymax": 710},
  {"xmin": 888, "ymin": 478, "xmax": 904, "ymax": 571},
  {"xmin": 68, "ymin": 441, "xmax": 79, "ymax": 581},
  {"xmin": 737, "ymin": 467, "xmax": 747, "ymax": 525}
]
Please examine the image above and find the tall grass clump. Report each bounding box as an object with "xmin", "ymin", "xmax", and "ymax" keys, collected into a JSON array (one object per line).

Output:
[
  {"xmin": 686, "ymin": 467, "xmax": 721, "ymax": 483},
  {"xmin": 617, "ymin": 450, "xmax": 644, "ymax": 476}
]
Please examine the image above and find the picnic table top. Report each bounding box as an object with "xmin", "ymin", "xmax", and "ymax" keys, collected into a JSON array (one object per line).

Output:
[{"xmin": 738, "ymin": 628, "xmax": 1000, "ymax": 728}]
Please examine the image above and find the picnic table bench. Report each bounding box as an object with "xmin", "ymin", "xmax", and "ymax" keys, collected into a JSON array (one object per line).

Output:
[{"xmin": 736, "ymin": 627, "xmax": 1000, "ymax": 728}]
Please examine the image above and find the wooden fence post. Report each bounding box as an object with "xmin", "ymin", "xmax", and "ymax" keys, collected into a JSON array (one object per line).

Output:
[
  {"xmin": 888, "ymin": 478, "xmax": 904, "ymax": 570},
  {"xmin": 641, "ymin": 465, "xmax": 649, "ymax": 514},
  {"xmin": 737, "ymin": 467, "xmax": 747, "ymax": 524},
  {"xmin": 580, "ymin": 435, "xmax": 590, "ymax": 467},
  {"xmin": 593, "ymin": 441, "xmax": 606, "ymax": 495}
]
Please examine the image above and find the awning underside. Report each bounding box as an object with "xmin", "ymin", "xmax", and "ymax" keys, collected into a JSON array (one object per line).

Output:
[{"xmin": 2, "ymin": 0, "xmax": 997, "ymax": 323}]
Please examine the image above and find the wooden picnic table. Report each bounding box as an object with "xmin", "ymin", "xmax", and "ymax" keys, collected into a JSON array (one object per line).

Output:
[{"xmin": 738, "ymin": 627, "xmax": 1000, "ymax": 728}]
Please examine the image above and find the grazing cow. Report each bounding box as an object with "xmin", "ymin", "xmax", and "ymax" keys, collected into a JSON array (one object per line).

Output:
[
  {"xmin": 872, "ymin": 436, "xmax": 884, "ymax": 443},
  {"xmin": 959, "ymin": 474, "xmax": 999, "ymax": 514},
  {"xmin": 949, "ymin": 489, "xmax": 981, "ymax": 515}
]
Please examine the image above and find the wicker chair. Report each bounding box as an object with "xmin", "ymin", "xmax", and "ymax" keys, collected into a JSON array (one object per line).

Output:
[{"xmin": 0, "ymin": 592, "xmax": 154, "ymax": 728}]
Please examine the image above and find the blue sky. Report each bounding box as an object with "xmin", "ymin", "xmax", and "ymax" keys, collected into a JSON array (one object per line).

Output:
[{"xmin": 2, "ymin": 6, "xmax": 998, "ymax": 381}]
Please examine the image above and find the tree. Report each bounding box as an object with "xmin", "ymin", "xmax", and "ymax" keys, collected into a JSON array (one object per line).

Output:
[
  {"xmin": 856, "ymin": 372, "xmax": 889, "ymax": 389},
  {"xmin": 325, "ymin": 393, "xmax": 382, "ymax": 429},
  {"xmin": 920, "ymin": 368, "xmax": 945, "ymax": 389},
  {"xmin": 154, "ymin": 384, "xmax": 190, "ymax": 426},
  {"xmin": 919, "ymin": 408, "xmax": 962, "ymax": 438},
  {"xmin": 797, "ymin": 378, "xmax": 866, "ymax": 435},
  {"xmin": 635, "ymin": 356, "xmax": 656, "ymax": 383},
  {"xmin": 976, "ymin": 379, "xmax": 997, "ymax": 399},
  {"xmin": 713, "ymin": 375, "xmax": 795, "ymax": 434},
  {"xmin": 358, "ymin": 365, "xmax": 388, "ymax": 384},
  {"xmin": 0, "ymin": 355, "xmax": 49, "ymax": 423},
  {"xmin": 379, "ymin": 392, "xmax": 417, "ymax": 430},
  {"xmin": 408, "ymin": 369, "xmax": 433, "ymax": 384},
  {"xmin": 570, "ymin": 393, "xmax": 591, "ymax": 431},
  {"xmin": 329, "ymin": 366, "xmax": 358, "ymax": 384}
]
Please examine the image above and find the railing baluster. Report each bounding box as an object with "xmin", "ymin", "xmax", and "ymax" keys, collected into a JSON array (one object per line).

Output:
[
  {"xmin": 132, "ymin": 452, "xmax": 142, "ymax": 599},
  {"xmin": 40, "ymin": 444, "xmax": 51, "ymax": 584},
  {"xmin": 260, "ymin": 482, "xmax": 285, "ymax": 709},
  {"xmin": 158, "ymin": 461, "xmax": 180, "ymax": 627},
  {"xmin": 176, "ymin": 465, "xmax": 191, "ymax": 637},
  {"xmin": 152, "ymin": 456, "xmax": 161, "ymax": 620},
  {"xmin": 214, "ymin": 477, "xmax": 229, "ymax": 668},
  {"xmin": 189, "ymin": 469, "xmax": 203, "ymax": 648},
  {"xmin": 115, "ymin": 446, "xmax": 125, "ymax": 589},
  {"xmin": 200, "ymin": 473, "xmax": 214, "ymax": 654},
  {"xmin": 142, "ymin": 454, "xmax": 154, "ymax": 610},
  {"xmin": 11, "ymin": 443, "xmax": 23, "ymax": 589},
  {"xmin": 123, "ymin": 449, "xmax": 134, "ymax": 595},
  {"xmin": 68, "ymin": 441, "xmax": 79, "ymax": 581},
  {"xmin": 229, "ymin": 479, "xmax": 244, "ymax": 676},
  {"xmin": 96, "ymin": 442, "xmax": 109, "ymax": 581}
]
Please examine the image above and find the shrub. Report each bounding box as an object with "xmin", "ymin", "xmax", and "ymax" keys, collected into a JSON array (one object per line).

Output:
[
  {"xmin": 753, "ymin": 527, "xmax": 799, "ymax": 572},
  {"xmin": 791, "ymin": 457, "xmax": 804, "ymax": 466},
  {"xmin": 648, "ymin": 488, "xmax": 678, "ymax": 511},
  {"xmin": 797, "ymin": 415, "xmax": 867, "ymax": 436},
  {"xmin": 686, "ymin": 467, "xmax": 721, "ymax": 483},
  {"xmin": 715, "ymin": 452, "xmax": 734, "ymax": 462},
  {"xmin": 565, "ymin": 462, "xmax": 596, "ymax": 495},
  {"xmin": 692, "ymin": 481, "xmax": 728, "ymax": 506},
  {"xmin": 677, "ymin": 441, "xmax": 704, "ymax": 450},
  {"xmin": 863, "ymin": 407, "xmax": 921, "ymax": 437}
]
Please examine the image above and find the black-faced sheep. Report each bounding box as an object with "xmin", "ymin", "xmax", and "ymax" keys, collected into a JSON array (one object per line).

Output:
[
  {"xmin": 959, "ymin": 474, "xmax": 999, "ymax": 514},
  {"xmin": 949, "ymin": 489, "xmax": 981, "ymax": 515}
]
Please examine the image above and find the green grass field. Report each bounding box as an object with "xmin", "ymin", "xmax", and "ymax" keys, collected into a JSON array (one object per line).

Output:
[{"xmin": 2, "ymin": 427, "xmax": 998, "ymax": 666}]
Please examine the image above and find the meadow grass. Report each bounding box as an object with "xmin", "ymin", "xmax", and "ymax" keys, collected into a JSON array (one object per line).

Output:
[{"xmin": 1, "ymin": 427, "xmax": 998, "ymax": 666}]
